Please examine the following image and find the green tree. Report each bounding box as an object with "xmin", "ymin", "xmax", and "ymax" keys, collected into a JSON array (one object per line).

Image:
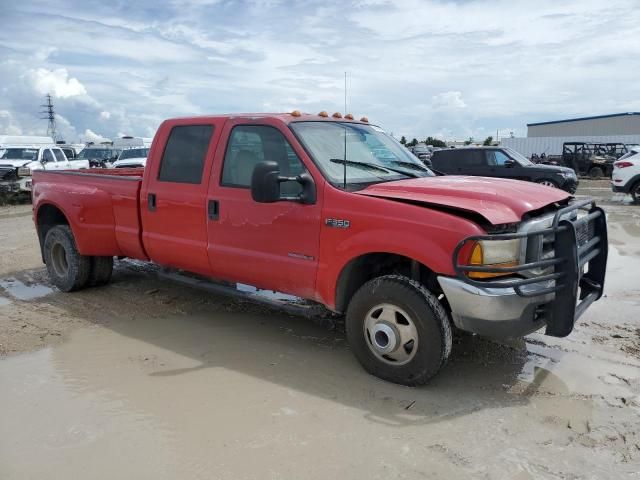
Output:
[
  {"xmin": 425, "ymin": 137, "xmax": 445, "ymax": 148},
  {"xmin": 483, "ymin": 136, "xmax": 493, "ymax": 146},
  {"xmin": 464, "ymin": 137, "xmax": 474, "ymax": 146},
  {"xmin": 408, "ymin": 138, "xmax": 418, "ymax": 147},
  {"xmin": 425, "ymin": 136, "xmax": 446, "ymax": 148},
  {"xmin": 400, "ymin": 136, "xmax": 407, "ymax": 145}
]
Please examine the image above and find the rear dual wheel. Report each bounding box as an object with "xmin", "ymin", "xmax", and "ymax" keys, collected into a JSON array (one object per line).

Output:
[
  {"xmin": 44, "ymin": 225, "xmax": 113, "ymax": 291},
  {"xmin": 346, "ymin": 275, "xmax": 452, "ymax": 386}
]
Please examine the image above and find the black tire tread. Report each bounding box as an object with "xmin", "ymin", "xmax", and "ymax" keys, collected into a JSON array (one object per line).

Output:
[
  {"xmin": 346, "ymin": 274, "xmax": 452, "ymax": 386},
  {"xmin": 88, "ymin": 256, "xmax": 114, "ymax": 287},
  {"xmin": 43, "ymin": 225, "xmax": 91, "ymax": 292}
]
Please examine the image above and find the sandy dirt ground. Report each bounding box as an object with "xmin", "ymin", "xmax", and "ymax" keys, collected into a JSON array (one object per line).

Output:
[{"xmin": 0, "ymin": 180, "xmax": 639, "ymax": 479}]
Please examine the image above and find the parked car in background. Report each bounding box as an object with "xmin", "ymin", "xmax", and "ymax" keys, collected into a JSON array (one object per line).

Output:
[
  {"xmin": 430, "ymin": 147, "xmax": 578, "ymax": 193},
  {"xmin": 30, "ymin": 112, "xmax": 607, "ymax": 385},
  {"xmin": 111, "ymin": 147, "xmax": 149, "ymax": 168},
  {"xmin": 409, "ymin": 144, "xmax": 433, "ymax": 161},
  {"xmin": 75, "ymin": 146, "xmax": 120, "ymax": 168},
  {"xmin": 611, "ymin": 146, "xmax": 640, "ymax": 203},
  {"xmin": 0, "ymin": 145, "xmax": 89, "ymax": 192}
]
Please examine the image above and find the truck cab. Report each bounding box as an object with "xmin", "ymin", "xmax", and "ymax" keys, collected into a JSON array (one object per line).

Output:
[{"xmin": 31, "ymin": 112, "xmax": 608, "ymax": 386}]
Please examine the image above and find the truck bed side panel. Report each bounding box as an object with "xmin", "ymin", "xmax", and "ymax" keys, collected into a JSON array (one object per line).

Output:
[{"xmin": 32, "ymin": 170, "xmax": 146, "ymax": 259}]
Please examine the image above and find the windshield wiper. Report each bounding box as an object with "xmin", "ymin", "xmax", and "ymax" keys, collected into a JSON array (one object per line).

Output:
[
  {"xmin": 388, "ymin": 160, "xmax": 430, "ymax": 173},
  {"xmin": 329, "ymin": 158, "xmax": 419, "ymax": 178}
]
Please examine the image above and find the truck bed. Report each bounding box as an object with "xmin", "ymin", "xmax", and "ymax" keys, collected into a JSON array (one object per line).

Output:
[{"xmin": 32, "ymin": 168, "xmax": 148, "ymax": 260}]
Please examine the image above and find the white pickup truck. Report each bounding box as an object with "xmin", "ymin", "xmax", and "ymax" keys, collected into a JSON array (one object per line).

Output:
[{"xmin": 0, "ymin": 145, "xmax": 90, "ymax": 192}]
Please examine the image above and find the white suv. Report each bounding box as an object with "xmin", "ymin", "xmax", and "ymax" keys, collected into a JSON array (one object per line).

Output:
[{"xmin": 611, "ymin": 146, "xmax": 640, "ymax": 203}]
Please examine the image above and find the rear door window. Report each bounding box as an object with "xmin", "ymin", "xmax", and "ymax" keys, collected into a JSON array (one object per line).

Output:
[{"xmin": 158, "ymin": 125, "xmax": 214, "ymax": 184}]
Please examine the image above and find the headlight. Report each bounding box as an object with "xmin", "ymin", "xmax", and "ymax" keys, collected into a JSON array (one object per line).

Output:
[
  {"xmin": 468, "ymin": 238, "xmax": 521, "ymax": 279},
  {"xmin": 560, "ymin": 171, "xmax": 575, "ymax": 178},
  {"xmin": 17, "ymin": 167, "xmax": 31, "ymax": 177}
]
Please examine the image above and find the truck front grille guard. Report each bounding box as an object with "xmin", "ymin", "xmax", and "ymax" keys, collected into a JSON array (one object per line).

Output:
[{"xmin": 452, "ymin": 198, "xmax": 608, "ymax": 337}]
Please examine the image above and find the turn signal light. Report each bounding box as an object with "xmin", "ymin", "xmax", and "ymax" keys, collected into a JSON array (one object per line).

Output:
[{"xmin": 467, "ymin": 242, "xmax": 518, "ymax": 279}]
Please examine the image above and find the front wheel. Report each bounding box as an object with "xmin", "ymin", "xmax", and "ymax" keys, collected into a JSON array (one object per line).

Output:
[
  {"xmin": 346, "ymin": 275, "xmax": 452, "ymax": 386},
  {"xmin": 536, "ymin": 179, "xmax": 559, "ymax": 188}
]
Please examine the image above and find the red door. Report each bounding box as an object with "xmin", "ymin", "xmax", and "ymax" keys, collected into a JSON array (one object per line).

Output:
[
  {"xmin": 140, "ymin": 119, "xmax": 225, "ymax": 276},
  {"xmin": 206, "ymin": 118, "xmax": 324, "ymax": 299}
]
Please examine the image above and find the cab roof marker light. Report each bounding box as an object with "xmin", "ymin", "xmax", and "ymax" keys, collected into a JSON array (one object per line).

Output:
[
  {"xmin": 344, "ymin": 113, "xmax": 354, "ymax": 120},
  {"xmin": 318, "ymin": 111, "xmax": 329, "ymax": 117},
  {"xmin": 290, "ymin": 110, "xmax": 302, "ymax": 117},
  {"xmin": 360, "ymin": 116, "xmax": 369, "ymax": 123},
  {"xmin": 332, "ymin": 112, "xmax": 343, "ymax": 118}
]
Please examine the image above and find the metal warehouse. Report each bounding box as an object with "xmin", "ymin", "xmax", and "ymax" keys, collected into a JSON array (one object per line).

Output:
[{"xmin": 527, "ymin": 112, "xmax": 640, "ymax": 137}]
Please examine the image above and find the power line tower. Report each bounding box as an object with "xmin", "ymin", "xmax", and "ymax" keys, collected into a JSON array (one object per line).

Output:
[{"xmin": 40, "ymin": 94, "xmax": 58, "ymax": 141}]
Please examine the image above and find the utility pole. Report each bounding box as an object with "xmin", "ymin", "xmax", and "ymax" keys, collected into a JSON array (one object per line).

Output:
[{"xmin": 40, "ymin": 94, "xmax": 58, "ymax": 142}]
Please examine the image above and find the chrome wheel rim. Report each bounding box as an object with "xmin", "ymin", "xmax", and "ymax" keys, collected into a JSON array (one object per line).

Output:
[
  {"xmin": 363, "ymin": 303, "xmax": 419, "ymax": 365},
  {"xmin": 50, "ymin": 242, "xmax": 69, "ymax": 278}
]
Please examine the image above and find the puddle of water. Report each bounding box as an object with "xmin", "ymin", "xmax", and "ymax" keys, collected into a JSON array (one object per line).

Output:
[{"xmin": 0, "ymin": 277, "xmax": 54, "ymax": 300}]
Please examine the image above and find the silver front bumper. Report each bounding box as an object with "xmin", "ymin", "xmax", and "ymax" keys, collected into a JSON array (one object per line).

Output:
[{"xmin": 438, "ymin": 276, "xmax": 555, "ymax": 338}]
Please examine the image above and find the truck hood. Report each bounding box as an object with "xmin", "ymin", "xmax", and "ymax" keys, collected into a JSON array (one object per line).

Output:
[
  {"xmin": 529, "ymin": 163, "xmax": 575, "ymax": 174},
  {"xmin": 356, "ymin": 176, "xmax": 571, "ymax": 225},
  {"xmin": 0, "ymin": 159, "xmax": 35, "ymax": 168}
]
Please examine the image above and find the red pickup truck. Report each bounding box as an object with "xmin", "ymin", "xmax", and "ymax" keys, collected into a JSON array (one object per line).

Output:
[{"xmin": 31, "ymin": 112, "xmax": 608, "ymax": 385}]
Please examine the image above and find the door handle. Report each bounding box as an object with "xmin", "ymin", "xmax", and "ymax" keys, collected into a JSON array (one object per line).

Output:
[
  {"xmin": 208, "ymin": 200, "xmax": 219, "ymax": 220},
  {"xmin": 148, "ymin": 193, "xmax": 156, "ymax": 212}
]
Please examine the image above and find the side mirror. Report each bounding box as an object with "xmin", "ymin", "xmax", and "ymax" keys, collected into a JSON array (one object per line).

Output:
[
  {"xmin": 251, "ymin": 161, "xmax": 316, "ymax": 204},
  {"xmin": 504, "ymin": 159, "xmax": 516, "ymax": 168}
]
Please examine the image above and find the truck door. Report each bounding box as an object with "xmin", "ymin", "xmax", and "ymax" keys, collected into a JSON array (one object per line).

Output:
[
  {"xmin": 41, "ymin": 149, "xmax": 60, "ymax": 170},
  {"xmin": 206, "ymin": 120, "xmax": 322, "ymax": 299},
  {"xmin": 140, "ymin": 120, "xmax": 223, "ymax": 276}
]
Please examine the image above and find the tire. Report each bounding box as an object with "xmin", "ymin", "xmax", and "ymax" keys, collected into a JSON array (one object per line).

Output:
[
  {"xmin": 631, "ymin": 182, "xmax": 640, "ymax": 204},
  {"xmin": 345, "ymin": 275, "xmax": 452, "ymax": 386},
  {"xmin": 88, "ymin": 256, "xmax": 114, "ymax": 287},
  {"xmin": 536, "ymin": 179, "xmax": 558, "ymax": 188},
  {"xmin": 43, "ymin": 225, "xmax": 91, "ymax": 292},
  {"xmin": 589, "ymin": 167, "xmax": 604, "ymax": 179}
]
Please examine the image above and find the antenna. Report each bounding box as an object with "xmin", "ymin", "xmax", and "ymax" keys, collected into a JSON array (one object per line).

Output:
[
  {"xmin": 343, "ymin": 72, "xmax": 347, "ymax": 190},
  {"xmin": 40, "ymin": 94, "xmax": 58, "ymax": 142}
]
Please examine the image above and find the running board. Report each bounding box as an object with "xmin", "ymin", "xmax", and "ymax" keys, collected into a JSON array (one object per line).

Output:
[{"xmin": 157, "ymin": 269, "xmax": 333, "ymax": 319}]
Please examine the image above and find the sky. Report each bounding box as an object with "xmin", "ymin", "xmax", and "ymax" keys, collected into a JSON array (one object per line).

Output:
[{"xmin": 1, "ymin": 0, "xmax": 639, "ymax": 143}]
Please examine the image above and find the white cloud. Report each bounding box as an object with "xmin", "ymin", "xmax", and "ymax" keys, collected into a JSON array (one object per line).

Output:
[
  {"xmin": 81, "ymin": 129, "xmax": 110, "ymax": 143},
  {"xmin": 100, "ymin": 111, "xmax": 111, "ymax": 120},
  {"xmin": 28, "ymin": 68, "xmax": 87, "ymax": 98},
  {"xmin": 0, "ymin": 110, "xmax": 23, "ymax": 135},
  {"xmin": 432, "ymin": 91, "xmax": 467, "ymax": 110}
]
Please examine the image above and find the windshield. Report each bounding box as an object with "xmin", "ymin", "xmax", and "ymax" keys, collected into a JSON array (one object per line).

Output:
[
  {"xmin": 119, "ymin": 148, "xmax": 149, "ymax": 160},
  {"xmin": 503, "ymin": 147, "xmax": 533, "ymax": 166},
  {"xmin": 290, "ymin": 122, "xmax": 433, "ymax": 186},
  {"xmin": 77, "ymin": 149, "xmax": 113, "ymax": 159},
  {"xmin": 0, "ymin": 148, "xmax": 38, "ymax": 161}
]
